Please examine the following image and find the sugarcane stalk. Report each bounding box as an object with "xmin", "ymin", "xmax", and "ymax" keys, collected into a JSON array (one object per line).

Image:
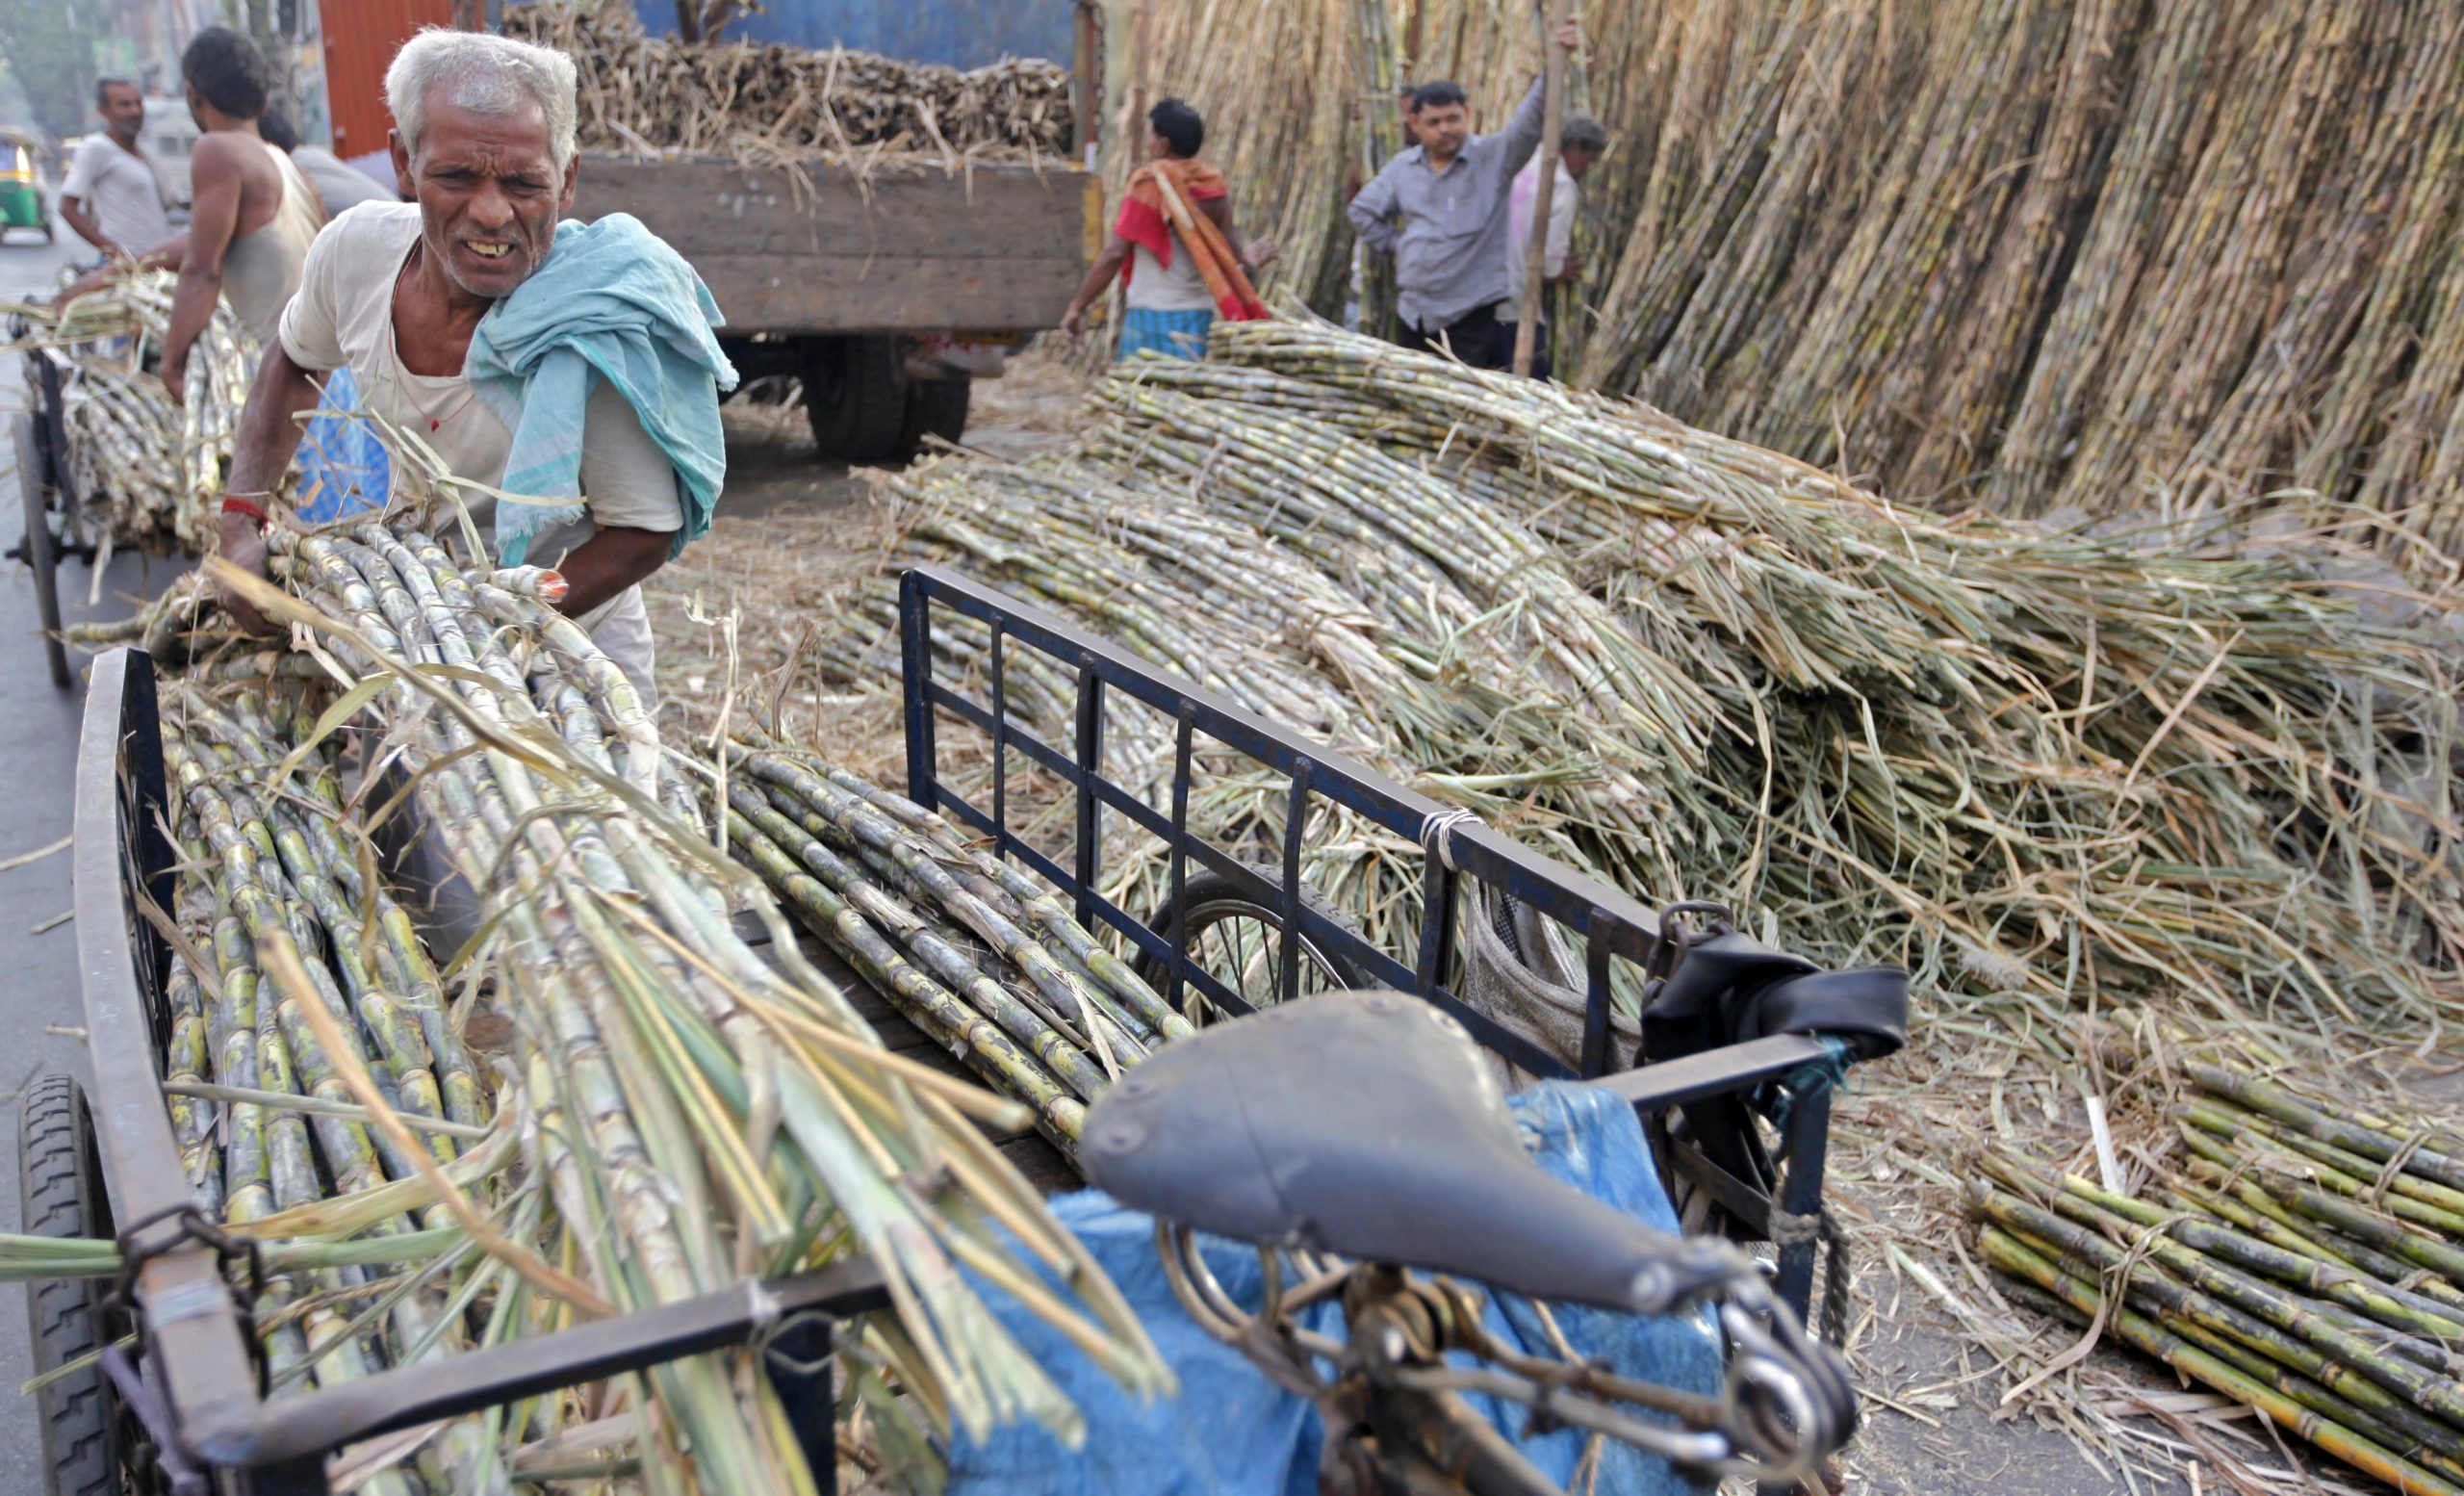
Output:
[
  {"xmin": 723, "ymin": 803, "xmax": 1088, "ymax": 1143},
  {"xmin": 2180, "ymin": 1136, "xmax": 2464, "ymax": 1288},
  {"xmin": 1983, "ymin": 1227, "xmax": 2464, "ymax": 1496},
  {"xmin": 1970, "ymin": 1182, "xmax": 2464, "ymax": 1427},
  {"xmin": 1986, "ymin": 1148, "xmax": 2464, "ymax": 1342},
  {"xmin": 2186, "ymin": 1097, "xmax": 2464, "ymax": 1223}
]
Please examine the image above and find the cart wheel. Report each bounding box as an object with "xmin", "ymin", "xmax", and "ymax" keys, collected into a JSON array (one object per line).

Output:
[
  {"xmin": 1136, "ymin": 862, "xmax": 1375, "ymax": 1024},
  {"xmin": 19, "ymin": 1073, "xmax": 125, "ymax": 1496},
  {"xmin": 895, "ymin": 374, "xmax": 971, "ymax": 457},
  {"xmin": 804, "ymin": 337, "xmax": 910, "ymax": 464},
  {"xmin": 13, "ymin": 410, "xmax": 71, "ymax": 688}
]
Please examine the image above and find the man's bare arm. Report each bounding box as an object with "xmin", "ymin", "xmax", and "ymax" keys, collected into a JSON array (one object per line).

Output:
[
  {"xmin": 58, "ymin": 195, "xmax": 116, "ymax": 257},
  {"xmin": 160, "ymin": 139, "xmax": 244, "ymax": 403},
  {"xmin": 211, "ymin": 343, "xmax": 324, "ymax": 633},
  {"xmin": 553, "ymin": 526, "xmax": 676, "ymax": 618},
  {"xmin": 1062, "ymin": 234, "xmax": 1133, "ymax": 338},
  {"xmin": 58, "ymin": 232, "xmax": 189, "ymax": 308}
]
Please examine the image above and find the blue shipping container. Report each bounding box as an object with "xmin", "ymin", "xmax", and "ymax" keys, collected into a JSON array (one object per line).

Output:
[{"xmin": 623, "ymin": 0, "xmax": 1072, "ymax": 70}]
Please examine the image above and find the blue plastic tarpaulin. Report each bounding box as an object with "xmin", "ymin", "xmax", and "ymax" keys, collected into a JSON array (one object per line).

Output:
[
  {"xmin": 293, "ymin": 366, "xmax": 391, "ymax": 525},
  {"xmin": 951, "ymin": 1081, "xmax": 1722, "ymax": 1495}
]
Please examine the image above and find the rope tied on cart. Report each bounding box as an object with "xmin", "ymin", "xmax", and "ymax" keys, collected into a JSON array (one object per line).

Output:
[
  {"xmin": 1758, "ymin": 1036, "xmax": 1860, "ymax": 1346},
  {"xmin": 1766, "ymin": 1204, "xmax": 1855, "ymax": 1346},
  {"xmin": 1418, "ymin": 806, "xmax": 1480, "ymax": 870}
]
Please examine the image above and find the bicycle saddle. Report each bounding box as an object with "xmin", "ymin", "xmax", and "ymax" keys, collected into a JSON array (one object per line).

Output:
[{"xmin": 1081, "ymin": 990, "xmax": 1754, "ymax": 1315}]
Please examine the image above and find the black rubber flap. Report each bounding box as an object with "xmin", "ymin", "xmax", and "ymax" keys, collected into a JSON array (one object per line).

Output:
[
  {"xmin": 1643, "ymin": 930, "xmax": 1908, "ymax": 1063},
  {"xmin": 1082, "ymin": 991, "xmax": 1736, "ymax": 1313}
]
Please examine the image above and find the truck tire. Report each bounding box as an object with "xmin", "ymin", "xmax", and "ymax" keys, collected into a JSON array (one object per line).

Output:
[
  {"xmin": 804, "ymin": 337, "xmax": 909, "ymax": 464},
  {"xmin": 19, "ymin": 1074, "xmax": 121, "ymax": 1496},
  {"xmin": 896, "ymin": 375, "xmax": 971, "ymax": 457}
]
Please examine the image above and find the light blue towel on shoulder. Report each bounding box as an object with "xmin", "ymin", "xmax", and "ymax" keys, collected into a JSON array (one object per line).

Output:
[{"xmin": 463, "ymin": 213, "xmax": 738, "ymax": 566}]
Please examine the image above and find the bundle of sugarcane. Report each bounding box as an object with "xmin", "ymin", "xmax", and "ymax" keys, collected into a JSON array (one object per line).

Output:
[
  {"xmin": 503, "ymin": 0, "xmax": 1075, "ymax": 163},
  {"xmin": 1971, "ymin": 1059, "xmax": 2464, "ymax": 1495},
  {"xmin": 817, "ymin": 319, "xmax": 2464, "ymax": 1038},
  {"xmin": 148, "ymin": 675, "xmax": 510, "ymax": 1490},
  {"xmin": 164, "ymin": 479, "xmax": 1176, "ymax": 1487},
  {"xmin": 3, "ymin": 270, "xmax": 255, "ymax": 554},
  {"xmin": 706, "ymin": 735, "xmax": 1198, "ymax": 1148}
]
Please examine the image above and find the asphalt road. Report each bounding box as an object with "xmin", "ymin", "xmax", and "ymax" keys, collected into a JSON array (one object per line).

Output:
[{"xmin": 0, "ymin": 225, "xmax": 163, "ymax": 1493}]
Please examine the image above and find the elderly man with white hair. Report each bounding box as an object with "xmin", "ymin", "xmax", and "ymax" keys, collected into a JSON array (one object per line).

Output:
[{"xmin": 211, "ymin": 27, "xmax": 734, "ymax": 696}]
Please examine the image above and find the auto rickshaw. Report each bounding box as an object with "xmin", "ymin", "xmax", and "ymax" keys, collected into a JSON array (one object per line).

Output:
[{"xmin": 0, "ymin": 129, "xmax": 54, "ymax": 244}]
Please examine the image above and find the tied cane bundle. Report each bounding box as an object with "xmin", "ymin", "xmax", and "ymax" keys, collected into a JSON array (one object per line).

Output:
[{"xmin": 1974, "ymin": 1058, "xmax": 2464, "ymax": 1496}]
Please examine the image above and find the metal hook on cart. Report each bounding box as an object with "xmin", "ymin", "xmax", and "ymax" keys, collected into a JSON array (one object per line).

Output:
[{"xmin": 104, "ymin": 1202, "xmax": 273, "ymax": 1405}]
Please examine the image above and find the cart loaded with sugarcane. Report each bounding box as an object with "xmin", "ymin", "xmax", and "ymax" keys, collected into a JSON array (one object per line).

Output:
[
  {"xmin": 7, "ymin": 271, "xmax": 256, "ymax": 687},
  {"xmin": 9, "ymin": 461, "xmax": 1905, "ymax": 1496}
]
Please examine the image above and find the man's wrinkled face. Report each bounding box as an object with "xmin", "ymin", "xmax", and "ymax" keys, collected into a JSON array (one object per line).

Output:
[
  {"xmin": 98, "ymin": 83, "xmax": 143, "ymax": 142},
  {"xmin": 1412, "ymin": 101, "xmax": 1469, "ymax": 161},
  {"xmin": 392, "ymin": 92, "xmax": 576, "ymax": 300}
]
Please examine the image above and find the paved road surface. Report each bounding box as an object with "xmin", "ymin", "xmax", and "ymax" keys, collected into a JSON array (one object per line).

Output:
[{"xmin": 0, "ymin": 227, "xmax": 161, "ymax": 1493}]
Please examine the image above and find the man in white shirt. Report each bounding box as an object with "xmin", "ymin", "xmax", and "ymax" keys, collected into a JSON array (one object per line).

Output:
[
  {"xmin": 1501, "ymin": 114, "xmax": 1609, "ymax": 381},
  {"xmin": 58, "ymin": 78, "xmax": 171, "ymax": 264},
  {"xmin": 211, "ymin": 29, "xmax": 708, "ymax": 698}
]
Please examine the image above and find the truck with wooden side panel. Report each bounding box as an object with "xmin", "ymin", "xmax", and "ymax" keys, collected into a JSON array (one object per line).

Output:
[
  {"xmin": 569, "ymin": 150, "xmax": 1097, "ymax": 462},
  {"xmin": 313, "ymin": 0, "xmax": 1101, "ymax": 462}
]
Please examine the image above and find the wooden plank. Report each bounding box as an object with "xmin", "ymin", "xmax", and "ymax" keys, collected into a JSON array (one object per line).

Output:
[
  {"xmin": 680, "ymin": 252, "xmax": 1079, "ymax": 334},
  {"xmin": 572, "ymin": 154, "xmax": 1091, "ymax": 334}
]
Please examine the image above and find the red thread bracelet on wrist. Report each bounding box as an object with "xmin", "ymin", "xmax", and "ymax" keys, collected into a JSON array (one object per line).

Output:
[{"xmin": 220, "ymin": 495, "xmax": 270, "ymax": 524}]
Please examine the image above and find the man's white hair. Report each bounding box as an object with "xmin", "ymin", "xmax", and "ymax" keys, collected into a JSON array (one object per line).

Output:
[{"xmin": 385, "ymin": 29, "xmax": 579, "ymax": 171}]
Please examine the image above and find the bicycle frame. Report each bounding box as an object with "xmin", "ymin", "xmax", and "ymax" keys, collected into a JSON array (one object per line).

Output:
[{"xmin": 895, "ymin": 563, "xmax": 1858, "ymax": 1329}]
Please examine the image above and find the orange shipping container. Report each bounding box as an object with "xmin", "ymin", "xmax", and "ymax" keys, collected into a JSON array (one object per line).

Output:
[{"xmin": 321, "ymin": 0, "xmax": 455, "ymax": 161}]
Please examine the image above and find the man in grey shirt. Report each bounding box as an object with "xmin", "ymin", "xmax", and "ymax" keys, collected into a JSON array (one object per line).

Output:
[
  {"xmin": 257, "ymin": 108, "xmax": 398, "ymax": 218},
  {"xmin": 59, "ymin": 78, "xmax": 171, "ymax": 264},
  {"xmin": 1348, "ymin": 15, "xmax": 1578, "ymax": 369}
]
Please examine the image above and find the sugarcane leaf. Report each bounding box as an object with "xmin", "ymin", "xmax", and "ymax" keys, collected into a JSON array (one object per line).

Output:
[{"xmin": 272, "ymin": 676, "xmax": 394, "ymax": 784}]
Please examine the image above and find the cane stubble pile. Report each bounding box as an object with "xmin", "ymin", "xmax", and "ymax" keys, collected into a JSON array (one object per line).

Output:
[
  {"xmin": 812, "ymin": 322, "xmax": 2464, "ymax": 1042},
  {"xmin": 504, "ymin": 0, "xmax": 1075, "ymax": 165},
  {"xmin": 1143, "ymin": 0, "xmax": 2464, "ymax": 533}
]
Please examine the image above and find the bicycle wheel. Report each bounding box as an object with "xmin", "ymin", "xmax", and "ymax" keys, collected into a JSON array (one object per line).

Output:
[{"xmin": 1137, "ymin": 862, "xmax": 1374, "ymax": 1023}]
